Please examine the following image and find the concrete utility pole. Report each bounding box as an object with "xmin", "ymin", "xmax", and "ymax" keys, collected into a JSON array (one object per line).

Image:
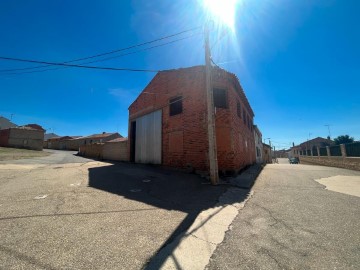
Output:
[{"xmin": 204, "ymin": 24, "xmax": 219, "ymax": 185}]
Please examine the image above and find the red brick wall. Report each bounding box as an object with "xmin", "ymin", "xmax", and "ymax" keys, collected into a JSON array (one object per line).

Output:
[
  {"xmin": 129, "ymin": 66, "xmax": 256, "ymax": 174},
  {"xmin": 212, "ymin": 68, "xmax": 256, "ymax": 172},
  {"xmin": 0, "ymin": 129, "xmax": 10, "ymax": 147}
]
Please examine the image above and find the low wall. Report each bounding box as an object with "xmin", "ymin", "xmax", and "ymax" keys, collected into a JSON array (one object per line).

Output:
[
  {"xmin": 300, "ymin": 156, "xmax": 360, "ymax": 171},
  {"xmin": 79, "ymin": 140, "xmax": 128, "ymax": 162},
  {"xmin": 66, "ymin": 139, "xmax": 85, "ymax": 151},
  {"xmin": 79, "ymin": 144, "xmax": 104, "ymax": 159},
  {"xmin": 8, "ymin": 128, "xmax": 44, "ymax": 150},
  {"xmin": 103, "ymin": 140, "xmax": 128, "ymax": 161}
]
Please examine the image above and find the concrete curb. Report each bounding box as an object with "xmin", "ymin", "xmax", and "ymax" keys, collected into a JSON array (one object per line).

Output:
[{"xmin": 146, "ymin": 164, "xmax": 263, "ymax": 270}]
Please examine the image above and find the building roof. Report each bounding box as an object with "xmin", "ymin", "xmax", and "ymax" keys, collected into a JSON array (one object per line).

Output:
[
  {"xmin": 293, "ymin": 137, "xmax": 334, "ymax": 149},
  {"xmin": 83, "ymin": 132, "xmax": 122, "ymax": 140},
  {"xmin": 2, "ymin": 125, "xmax": 43, "ymax": 132},
  {"xmin": 106, "ymin": 137, "xmax": 128, "ymax": 143},
  {"xmin": 129, "ymin": 65, "xmax": 254, "ymax": 116},
  {"xmin": 23, "ymin": 124, "xmax": 45, "ymax": 131},
  {"xmin": 47, "ymin": 136, "xmax": 73, "ymax": 141},
  {"xmin": 253, "ymin": 125, "xmax": 262, "ymax": 137}
]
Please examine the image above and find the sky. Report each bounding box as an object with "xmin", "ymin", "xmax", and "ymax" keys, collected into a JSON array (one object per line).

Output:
[{"xmin": 0, "ymin": 0, "xmax": 359, "ymax": 150}]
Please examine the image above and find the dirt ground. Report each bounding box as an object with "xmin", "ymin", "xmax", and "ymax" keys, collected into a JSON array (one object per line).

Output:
[{"xmin": 0, "ymin": 147, "xmax": 50, "ymax": 161}]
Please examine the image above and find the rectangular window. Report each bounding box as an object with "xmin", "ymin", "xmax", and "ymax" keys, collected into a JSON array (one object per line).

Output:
[
  {"xmin": 243, "ymin": 109, "xmax": 246, "ymax": 124},
  {"xmin": 237, "ymin": 102, "xmax": 241, "ymax": 118},
  {"xmin": 169, "ymin": 96, "xmax": 183, "ymax": 116},
  {"xmin": 213, "ymin": 88, "xmax": 228, "ymax": 109}
]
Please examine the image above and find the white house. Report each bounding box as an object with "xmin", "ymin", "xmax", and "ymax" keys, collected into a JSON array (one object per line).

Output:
[{"xmin": 253, "ymin": 125, "xmax": 263, "ymax": 164}]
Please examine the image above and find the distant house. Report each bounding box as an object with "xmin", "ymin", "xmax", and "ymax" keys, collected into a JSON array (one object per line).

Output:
[
  {"xmin": 0, "ymin": 116, "xmax": 17, "ymax": 130},
  {"xmin": 128, "ymin": 65, "xmax": 256, "ymax": 175},
  {"xmin": 290, "ymin": 137, "xmax": 333, "ymax": 157},
  {"xmin": 65, "ymin": 137, "xmax": 86, "ymax": 151},
  {"xmin": 0, "ymin": 124, "xmax": 45, "ymax": 151},
  {"xmin": 262, "ymin": 143, "xmax": 272, "ymax": 164},
  {"xmin": 83, "ymin": 132, "xmax": 122, "ymax": 145},
  {"xmin": 46, "ymin": 132, "xmax": 122, "ymax": 151},
  {"xmin": 274, "ymin": 149, "xmax": 288, "ymax": 158},
  {"xmin": 46, "ymin": 136, "xmax": 75, "ymax": 150},
  {"xmin": 253, "ymin": 125, "xmax": 263, "ymax": 164}
]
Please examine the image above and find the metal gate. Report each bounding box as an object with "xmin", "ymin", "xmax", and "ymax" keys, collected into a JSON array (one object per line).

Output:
[{"xmin": 134, "ymin": 110, "xmax": 162, "ymax": 164}]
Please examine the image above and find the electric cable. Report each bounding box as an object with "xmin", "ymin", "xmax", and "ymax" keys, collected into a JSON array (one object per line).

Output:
[
  {"xmin": 2, "ymin": 32, "xmax": 202, "ymax": 76},
  {"xmin": 0, "ymin": 26, "xmax": 202, "ymax": 73},
  {"xmin": 0, "ymin": 56, "xmax": 159, "ymax": 72}
]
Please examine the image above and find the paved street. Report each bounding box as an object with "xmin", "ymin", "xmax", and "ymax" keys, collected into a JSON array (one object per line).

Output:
[
  {"xmin": 0, "ymin": 150, "xmax": 227, "ymax": 270},
  {"xmin": 2, "ymin": 152, "xmax": 360, "ymax": 270},
  {"xmin": 207, "ymin": 160, "xmax": 360, "ymax": 270}
]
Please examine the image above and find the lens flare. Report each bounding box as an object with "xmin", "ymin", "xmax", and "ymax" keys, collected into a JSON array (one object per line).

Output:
[{"xmin": 203, "ymin": 0, "xmax": 239, "ymax": 30}]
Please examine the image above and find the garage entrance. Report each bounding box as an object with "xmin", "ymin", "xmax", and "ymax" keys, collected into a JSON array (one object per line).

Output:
[{"xmin": 130, "ymin": 110, "xmax": 162, "ymax": 164}]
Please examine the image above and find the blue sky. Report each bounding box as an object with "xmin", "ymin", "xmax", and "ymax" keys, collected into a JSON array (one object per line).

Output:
[{"xmin": 0, "ymin": 0, "xmax": 359, "ymax": 149}]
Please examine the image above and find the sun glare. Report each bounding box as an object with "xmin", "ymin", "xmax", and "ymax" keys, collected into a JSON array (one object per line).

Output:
[{"xmin": 203, "ymin": 0, "xmax": 239, "ymax": 30}]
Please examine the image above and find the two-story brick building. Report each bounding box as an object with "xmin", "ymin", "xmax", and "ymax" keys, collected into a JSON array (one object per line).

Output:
[{"xmin": 128, "ymin": 65, "xmax": 256, "ymax": 175}]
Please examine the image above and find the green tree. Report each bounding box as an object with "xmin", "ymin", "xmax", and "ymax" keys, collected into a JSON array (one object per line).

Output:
[{"xmin": 333, "ymin": 135, "xmax": 354, "ymax": 145}]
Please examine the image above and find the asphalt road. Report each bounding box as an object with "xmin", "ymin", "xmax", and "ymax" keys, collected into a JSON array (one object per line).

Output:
[
  {"xmin": 0, "ymin": 150, "xmax": 227, "ymax": 270},
  {"xmin": 0, "ymin": 149, "xmax": 93, "ymax": 165},
  {"xmin": 207, "ymin": 160, "xmax": 360, "ymax": 270}
]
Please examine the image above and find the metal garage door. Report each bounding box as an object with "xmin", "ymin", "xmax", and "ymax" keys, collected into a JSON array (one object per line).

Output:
[{"xmin": 135, "ymin": 110, "xmax": 162, "ymax": 164}]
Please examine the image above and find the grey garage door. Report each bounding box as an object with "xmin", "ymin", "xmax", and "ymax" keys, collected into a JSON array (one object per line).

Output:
[{"xmin": 135, "ymin": 110, "xmax": 162, "ymax": 164}]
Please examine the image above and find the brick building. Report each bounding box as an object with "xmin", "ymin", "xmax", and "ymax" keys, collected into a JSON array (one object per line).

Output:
[
  {"xmin": 128, "ymin": 66, "xmax": 256, "ymax": 175},
  {"xmin": 0, "ymin": 124, "xmax": 45, "ymax": 151},
  {"xmin": 290, "ymin": 137, "xmax": 333, "ymax": 157}
]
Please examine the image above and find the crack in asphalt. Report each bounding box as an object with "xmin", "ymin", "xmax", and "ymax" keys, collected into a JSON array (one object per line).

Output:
[
  {"xmin": 258, "ymin": 247, "xmax": 283, "ymax": 269},
  {"xmin": 254, "ymin": 203, "xmax": 294, "ymax": 231},
  {"xmin": 0, "ymin": 244, "xmax": 56, "ymax": 270}
]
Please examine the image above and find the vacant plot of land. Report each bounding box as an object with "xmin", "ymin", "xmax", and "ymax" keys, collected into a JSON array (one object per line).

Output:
[{"xmin": 0, "ymin": 147, "xmax": 50, "ymax": 161}]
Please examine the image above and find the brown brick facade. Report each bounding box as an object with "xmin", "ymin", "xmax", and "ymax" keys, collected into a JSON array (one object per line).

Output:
[
  {"xmin": 0, "ymin": 127, "xmax": 44, "ymax": 150},
  {"xmin": 128, "ymin": 66, "xmax": 256, "ymax": 174}
]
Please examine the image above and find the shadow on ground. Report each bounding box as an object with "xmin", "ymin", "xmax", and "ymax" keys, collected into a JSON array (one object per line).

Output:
[{"xmin": 88, "ymin": 161, "xmax": 251, "ymax": 269}]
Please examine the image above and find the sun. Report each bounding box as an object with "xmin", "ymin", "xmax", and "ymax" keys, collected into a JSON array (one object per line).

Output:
[{"xmin": 203, "ymin": 0, "xmax": 239, "ymax": 30}]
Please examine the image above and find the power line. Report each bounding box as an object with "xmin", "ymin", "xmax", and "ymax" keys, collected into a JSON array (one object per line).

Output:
[
  {"xmin": 0, "ymin": 56, "xmax": 159, "ymax": 72},
  {"xmin": 0, "ymin": 26, "xmax": 201, "ymax": 73},
  {"xmin": 2, "ymin": 33, "xmax": 202, "ymax": 76}
]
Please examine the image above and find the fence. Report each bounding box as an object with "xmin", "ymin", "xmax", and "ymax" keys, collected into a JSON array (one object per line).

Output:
[
  {"xmin": 345, "ymin": 142, "xmax": 360, "ymax": 157},
  {"xmin": 299, "ymin": 141, "xmax": 360, "ymax": 171},
  {"xmin": 299, "ymin": 142, "xmax": 360, "ymax": 158},
  {"xmin": 329, "ymin": 145, "xmax": 341, "ymax": 156},
  {"xmin": 319, "ymin": 147, "xmax": 327, "ymax": 156}
]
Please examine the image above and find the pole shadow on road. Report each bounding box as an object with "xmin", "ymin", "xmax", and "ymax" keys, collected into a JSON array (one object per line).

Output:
[{"xmin": 88, "ymin": 161, "xmax": 250, "ymax": 269}]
